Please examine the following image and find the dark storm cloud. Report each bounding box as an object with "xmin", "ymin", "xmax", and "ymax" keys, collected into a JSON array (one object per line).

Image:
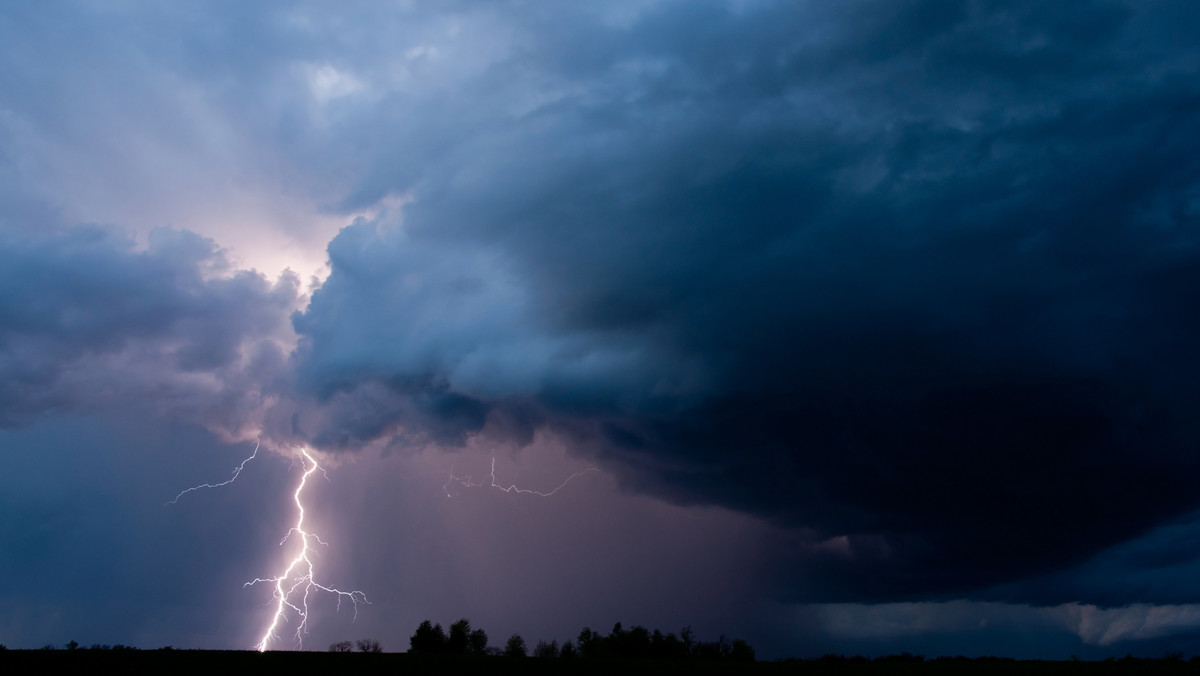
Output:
[
  {"xmin": 290, "ymin": 0, "xmax": 1200, "ymax": 603},
  {"xmin": 0, "ymin": 225, "xmax": 298, "ymax": 436}
]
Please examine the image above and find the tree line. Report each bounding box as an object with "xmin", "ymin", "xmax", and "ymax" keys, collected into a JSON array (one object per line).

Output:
[{"xmin": 402, "ymin": 618, "xmax": 755, "ymax": 662}]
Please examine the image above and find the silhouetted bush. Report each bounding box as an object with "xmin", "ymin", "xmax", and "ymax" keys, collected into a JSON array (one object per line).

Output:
[
  {"xmin": 818, "ymin": 653, "xmax": 868, "ymax": 663},
  {"xmin": 356, "ymin": 638, "xmax": 382, "ymax": 653},
  {"xmin": 878, "ymin": 651, "xmax": 925, "ymax": 662}
]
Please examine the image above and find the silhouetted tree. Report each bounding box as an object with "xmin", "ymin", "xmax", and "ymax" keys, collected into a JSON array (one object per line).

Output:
[
  {"xmin": 680, "ymin": 625, "xmax": 695, "ymax": 656},
  {"xmin": 534, "ymin": 639, "xmax": 559, "ymax": 658},
  {"xmin": 694, "ymin": 635, "xmax": 733, "ymax": 660},
  {"xmin": 468, "ymin": 628, "xmax": 489, "ymax": 656},
  {"xmin": 730, "ymin": 639, "xmax": 755, "ymax": 661},
  {"xmin": 617, "ymin": 624, "xmax": 652, "ymax": 659},
  {"xmin": 504, "ymin": 634, "xmax": 527, "ymax": 658},
  {"xmin": 356, "ymin": 638, "xmax": 382, "ymax": 653},
  {"xmin": 328, "ymin": 640, "xmax": 354, "ymax": 652},
  {"xmin": 577, "ymin": 627, "xmax": 601, "ymax": 659},
  {"xmin": 447, "ymin": 618, "xmax": 472, "ymax": 654},
  {"xmin": 410, "ymin": 619, "xmax": 448, "ymax": 653},
  {"xmin": 559, "ymin": 640, "xmax": 577, "ymax": 659},
  {"xmin": 651, "ymin": 630, "xmax": 687, "ymax": 660}
]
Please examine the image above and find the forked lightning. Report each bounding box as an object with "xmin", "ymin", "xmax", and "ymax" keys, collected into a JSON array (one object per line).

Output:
[
  {"xmin": 170, "ymin": 443, "xmax": 367, "ymax": 651},
  {"xmin": 174, "ymin": 445, "xmax": 593, "ymax": 651},
  {"xmin": 246, "ymin": 448, "xmax": 367, "ymax": 652}
]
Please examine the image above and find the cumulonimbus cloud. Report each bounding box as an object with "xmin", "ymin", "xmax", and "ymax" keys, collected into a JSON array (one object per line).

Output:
[
  {"xmin": 281, "ymin": 0, "xmax": 1200, "ymax": 603},
  {"xmin": 5, "ymin": 0, "xmax": 1200, "ymax": 610}
]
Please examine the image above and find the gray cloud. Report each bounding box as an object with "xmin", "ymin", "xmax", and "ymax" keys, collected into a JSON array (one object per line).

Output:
[{"xmin": 0, "ymin": 226, "xmax": 298, "ymax": 437}]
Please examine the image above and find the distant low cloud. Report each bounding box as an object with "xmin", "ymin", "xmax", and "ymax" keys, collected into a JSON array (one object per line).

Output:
[{"xmin": 813, "ymin": 600, "xmax": 1200, "ymax": 650}]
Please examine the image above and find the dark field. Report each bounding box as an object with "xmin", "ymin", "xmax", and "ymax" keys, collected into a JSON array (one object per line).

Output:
[{"xmin": 3, "ymin": 651, "xmax": 1199, "ymax": 675}]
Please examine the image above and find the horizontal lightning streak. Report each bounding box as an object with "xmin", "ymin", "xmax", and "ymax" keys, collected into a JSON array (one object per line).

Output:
[
  {"xmin": 167, "ymin": 442, "xmax": 260, "ymax": 505},
  {"xmin": 444, "ymin": 456, "xmax": 598, "ymax": 498}
]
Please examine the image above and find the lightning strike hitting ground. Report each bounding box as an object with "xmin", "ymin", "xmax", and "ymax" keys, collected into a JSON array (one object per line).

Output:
[
  {"xmin": 170, "ymin": 443, "xmax": 367, "ymax": 652},
  {"xmin": 444, "ymin": 456, "xmax": 598, "ymax": 498},
  {"xmin": 173, "ymin": 445, "xmax": 582, "ymax": 650},
  {"xmin": 247, "ymin": 448, "xmax": 368, "ymax": 652}
]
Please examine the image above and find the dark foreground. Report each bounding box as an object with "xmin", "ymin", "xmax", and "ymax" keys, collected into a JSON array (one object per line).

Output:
[{"xmin": 3, "ymin": 651, "xmax": 1199, "ymax": 675}]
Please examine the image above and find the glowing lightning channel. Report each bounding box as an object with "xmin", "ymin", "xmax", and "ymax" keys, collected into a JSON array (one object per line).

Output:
[
  {"xmin": 170, "ymin": 443, "xmax": 367, "ymax": 652},
  {"xmin": 168, "ymin": 442, "xmax": 260, "ymax": 505},
  {"xmin": 444, "ymin": 456, "xmax": 598, "ymax": 498},
  {"xmin": 246, "ymin": 448, "xmax": 368, "ymax": 652}
]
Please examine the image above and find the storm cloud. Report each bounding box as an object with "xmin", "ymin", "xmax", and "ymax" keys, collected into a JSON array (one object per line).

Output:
[
  {"xmin": 0, "ymin": 226, "xmax": 298, "ymax": 437},
  {"xmin": 287, "ymin": 0, "xmax": 1200, "ymax": 602},
  {"xmin": 4, "ymin": 0, "xmax": 1200, "ymax": 655}
]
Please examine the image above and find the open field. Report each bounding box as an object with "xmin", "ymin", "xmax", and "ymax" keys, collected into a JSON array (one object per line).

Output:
[{"xmin": 3, "ymin": 651, "xmax": 1199, "ymax": 675}]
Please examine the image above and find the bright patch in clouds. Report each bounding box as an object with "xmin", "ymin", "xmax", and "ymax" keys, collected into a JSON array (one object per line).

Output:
[{"xmin": 307, "ymin": 64, "xmax": 367, "ymax": 103}]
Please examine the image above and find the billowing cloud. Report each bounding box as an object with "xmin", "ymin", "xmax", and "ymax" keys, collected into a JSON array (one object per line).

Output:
[
  {"xmin": 4, "ymin": 0, "xmax": 1200, "ymax": 654},
  {"xmin": 285, "ymin": 0, "xmax": 1200, "ymax": 602},
  {"xmin": 0, "ymin": 226, "xmax": 298, "ymax": 438}
]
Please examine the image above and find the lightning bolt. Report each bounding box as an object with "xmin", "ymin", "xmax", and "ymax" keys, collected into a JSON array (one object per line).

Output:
[
  {"xmin": 170, "ymin": 443, "xmax": 367, "ymax": 652},
  {"xmin": 246, "ymin": 448, "xmax": 368, "ymax": 652},
  {"xmin": 444, "ymin": 456, "xmax": 597, "ymax": 498},
  {"xmin": 168, "ymin": 442, "xmax": 260, "ymax": 505}
]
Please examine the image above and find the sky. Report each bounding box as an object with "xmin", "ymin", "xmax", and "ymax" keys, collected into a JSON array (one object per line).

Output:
[{"xmin": 2, "ymin": 0, "xmax": 1200, "ymax": 660}]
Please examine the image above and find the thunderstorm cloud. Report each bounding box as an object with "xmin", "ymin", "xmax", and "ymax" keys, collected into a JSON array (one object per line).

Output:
[
  {"xmin": 0, "ymin": 226, "xmax": 297, "ymax": 436},
  {"xmin": 285, "ymin": 0, "xmax": 1200, "ymax": 603},
  {"xmin": 3, "ymin": 0, "xmax": 1200, "ymax": 657}
]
